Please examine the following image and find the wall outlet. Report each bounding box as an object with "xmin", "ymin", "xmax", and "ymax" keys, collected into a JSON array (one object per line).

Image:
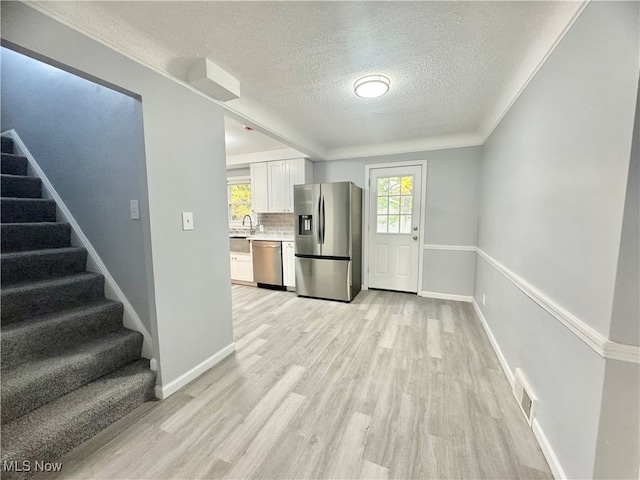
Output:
[
  {"xmin": 130, "ymin": 200, "xmax": 139, "ymax": 220},
  {"xmin": 259, "ymin": 224, "xmax": 264, "ymax": 232},
  {"xmin": 482, "ymin": 294, "xmax": 486, "ymax": 306},
  {"xmin": 182, "ymin": 212, "xmax": 194, "ymax": 231}
]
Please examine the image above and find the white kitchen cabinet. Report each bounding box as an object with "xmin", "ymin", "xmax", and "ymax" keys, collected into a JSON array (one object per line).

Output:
[
  {"xmin": 268, "ymin": 160, "xmax": 287, "ymax": 212},
  {"xmin": 230, "ymin": 252, "xmax": 254, "ymax": 283},
  {"xmin": 250, "ymin": 162, "xmax": 269, "ymax": 213},
  {"xmin": 250, "ymin": 159, "xmax": 313, "ymax": 213},
  {"xmin": 282, "ymin": 241, "xmax": 295, "ymax": 288},
  {"xmin": 284, "ymin": 159, "xmax": 309, "ymax": 212}
]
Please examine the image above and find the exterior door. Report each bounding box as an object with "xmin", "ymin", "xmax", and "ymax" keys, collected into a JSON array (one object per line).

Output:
[{"xmin": 368, "ymin": 165, "xmax": 422, "ymax": 292}]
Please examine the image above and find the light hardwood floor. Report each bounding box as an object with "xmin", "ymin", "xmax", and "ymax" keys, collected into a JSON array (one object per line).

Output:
[{"xmin": 35, "ymin": 286, "xmax": 552, "ymax": 479}]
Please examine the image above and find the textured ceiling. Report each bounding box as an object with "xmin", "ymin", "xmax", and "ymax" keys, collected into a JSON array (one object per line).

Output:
[{"xmin": 29, "ymin": 1, "xmax": 584, "ymax": 160}]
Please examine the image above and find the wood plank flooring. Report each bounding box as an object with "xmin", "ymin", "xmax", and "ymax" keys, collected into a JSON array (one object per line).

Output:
[{"xmin": 34, "ymin": 286, "xmax": 552, "ymax": 479}]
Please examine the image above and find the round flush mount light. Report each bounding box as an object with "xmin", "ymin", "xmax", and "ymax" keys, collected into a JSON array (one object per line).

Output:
[{"xmin": 353, "ymin": 75, "xmax": 390, "ymax": 98}]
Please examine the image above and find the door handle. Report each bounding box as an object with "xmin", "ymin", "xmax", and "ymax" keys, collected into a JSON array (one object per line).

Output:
[
  {"xmin": 321, "ymin": 197, "xmax": 326, "ymax": 244},
  {"xmin": 413, "ymin": 226, "xmax": 418, "ymax": 231},
  {"xmin": 413, "ymin": 235, "xmax": 418, "ymax": 241},
  {"xmin": 317, "ymin": 195, "xmax": 322, "ymax": 245}
]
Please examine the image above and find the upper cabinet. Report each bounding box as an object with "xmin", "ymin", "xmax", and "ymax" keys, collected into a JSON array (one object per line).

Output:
[
  {"xmin": 250, "ymin": 162, "xmax": 269, "ymax": 213},
  {"xmin": 251, "ymin": 159, "xmax": 312, "ymax": 213}
]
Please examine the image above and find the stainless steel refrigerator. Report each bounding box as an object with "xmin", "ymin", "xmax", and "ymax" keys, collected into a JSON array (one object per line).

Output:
[{"xmin": 294, "ymin": 182, "xmax": 362, "ymax": 302}]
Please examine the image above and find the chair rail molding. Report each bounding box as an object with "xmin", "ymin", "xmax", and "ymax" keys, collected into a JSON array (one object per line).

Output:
[{"xmin": 476, "ymin": 247, "xmax": 640, "ymax": 364}]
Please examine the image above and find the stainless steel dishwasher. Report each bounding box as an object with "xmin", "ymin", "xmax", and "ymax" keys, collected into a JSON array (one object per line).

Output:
[{"xmin": 252, "ymin": 240, "xmax": 283, "ymax": 288}]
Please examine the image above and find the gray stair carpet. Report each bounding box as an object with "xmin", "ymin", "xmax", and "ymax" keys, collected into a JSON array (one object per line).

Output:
[{"xmin": 0, "ymin": 135, "xmax": 156, "ymax": 480}]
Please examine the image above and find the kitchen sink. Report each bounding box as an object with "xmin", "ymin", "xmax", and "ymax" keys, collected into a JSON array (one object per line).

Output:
[{"xmin": 230, "ymin": 236, "xmax": 251, "ymax": 253}]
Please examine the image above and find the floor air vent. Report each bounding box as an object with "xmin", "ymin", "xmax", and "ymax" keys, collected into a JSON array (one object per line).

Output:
[{"xmin": 513, "ymin": 368, "xmax": 538, "ymax": 426}]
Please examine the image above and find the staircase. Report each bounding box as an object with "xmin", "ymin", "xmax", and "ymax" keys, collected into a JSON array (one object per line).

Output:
[{"xmin": 0, "ymin": 136, "xmax": 156, "ymax": 479}]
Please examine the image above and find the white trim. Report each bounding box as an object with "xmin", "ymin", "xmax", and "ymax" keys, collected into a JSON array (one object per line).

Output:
[
  {"xmin": 471, "ymin": 298, "xmax": 566, "ymax": 480},
  {"xmin": 532, "ymin": 419, "xmax": 567, "ymax": 480},
  {"xmin": 476, "ymin": 248, "xmax": 640, "ymax": 364},
  {"xmin": 471, "ymin": 298, "xmax": 515, "ymax": 385},
  {"xmin": 155, "ymin": 342, "xmax": 236, "ymax": 399},
  {"xmin": 422, "ymin": 291, "xmax": 472, "ymax": 303},
  {"xmin": 424, "ymin": 244, "xmax": 476, "ymax": 252},
  {"xmin": 602, "ymin": 341, "xmax": 640, "ymax": 364},
  {"xmin": 363, "ymin": 160, "xmax": 427, "ymax": 294},
  {"xmin": 226, "ymin": 149, "xmax": 307, "ymax": 167},
  {"xmin": 3, "ymin": 130, "xmax": 154, "ymax": 358}
]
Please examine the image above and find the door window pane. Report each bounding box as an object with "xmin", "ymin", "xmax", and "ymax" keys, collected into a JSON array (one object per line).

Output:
[
  {"xmin": 377, "ymin": 215, "xmax": 388, "ymax": 233},
  {"xmin": 377, "ymin": 197, "xmax": 388, "ymax": 215},
  {"xmin": 388, "ymin": 215, "xmax": 400, "ymax": 233},
  {"xmin": 401, "ymin": 196, "xmax": 412, "ymax": 214},
  {"xmin": 377, "ymin": 178, "xmax": 389, "ymax": 195},
  {"xmin": 375, "ymin": 174, "xmax": 414, "ymax": 234},
  {"xmin": 400, "ymin": 215, "xmax": 412, "ymax": 233},
  {"xmin": 389, "ymin": 196, "xmax": 400, "ymax": 215},
  {"xmin": 389, "ymin": 177, "xmax": 401, "ymax": 195}
]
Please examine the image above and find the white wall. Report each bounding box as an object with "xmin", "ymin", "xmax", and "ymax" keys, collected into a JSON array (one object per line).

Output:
[
  {"xmin": 474, "ymin": 2, "xmax": 639, "ymax": 478},
  {"xmin": 1, "ymin": 46, "xmax": 154, "ymax": 332},
  {"xmin": 1, "ymin": 2, "xmax": 235, "ymax": 389},
  {"xmin": 314, "ymin": 146, "xmax": 482, "ymax": 297}
]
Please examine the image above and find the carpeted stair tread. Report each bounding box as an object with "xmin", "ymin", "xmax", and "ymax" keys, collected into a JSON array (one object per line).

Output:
[
  {"xmin": 1, "ymin": 197, "xmax": 56, "ymax": 223},
  {"xmin": 1, "ymin": 272, "xmax": 104, "ymax": 325},
  {"xmin": 1, "ymin": 174, "xmax": 42, "ymax": 198},
  {"xmin": 1, "ymin": 247, "xmax": 87, "ymax": 285},
  {"xmin": 2, "ymin": 328, "xmax": 144, "ymax": 424},
  {"xmin": 1, "ymin": 222, "xmax": 72, "ymax": 252},
  {"xmin": 1, "ymin": 154, "xmax": 28, "ymax": 175},
  {"xmin": 1, "ymin": 359, "xmax": 155, "ymax": 480},
  {"xmin": 2, "ymin": 137, "xmax": 15, "ymax": 154},
  {"xmin": 2, "ymin": 300, "xmax": 124, "ymax": 368}
]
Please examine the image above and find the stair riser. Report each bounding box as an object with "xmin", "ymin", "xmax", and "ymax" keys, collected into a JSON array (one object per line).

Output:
[
  {"xmin": 1, "ymin": 175, "xmax": 42, "ymax": 199},
  {"xmin": 1, "ymin": 275, "xmax": 105, "ymax": 325},
  {"xmin": 1, "ymin": 223, "xmax": 72, "ymax": 252},
  {"xmin": 1, "ymin": 199, "xmax": 56, "ymax": 223},
  {"xmin": 1, "ymin": 137, "xmax": 14, "ymax": 154},
  {"xmin": 0, "ymin": 361, "xmax": 155, "ymax": 480},
  {"xmin": 2, "ymin": 331, "xmax": 144, "ymax": 424},
  {"xmin": 1, "ymin": 249, "xmax": 88, "ymax": 285},
  {"xmin": 1, "ymin": 155, "xmax": 28, "ymax": 176},
  {"xmin": 2, "ymin": 303, "xmax": 124, "ymax": 368}
]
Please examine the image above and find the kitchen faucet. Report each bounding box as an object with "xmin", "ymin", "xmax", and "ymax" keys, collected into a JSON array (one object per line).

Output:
[{"xmin": 242, "ymin": 215, "xmax": 254, "ymax": 234}]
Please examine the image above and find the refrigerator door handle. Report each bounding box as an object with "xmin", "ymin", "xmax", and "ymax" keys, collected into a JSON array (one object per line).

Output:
[
  {"xmin": 317, "ymin": 194, "xmax": 322, "ymax": 245},
  {"xmin": 321, "ymin": 196, "xmax": 326, "ymax": 244}
]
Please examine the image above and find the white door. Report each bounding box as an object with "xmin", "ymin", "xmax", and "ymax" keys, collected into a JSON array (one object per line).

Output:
[{"xmin": 368, "ymin": 165, "xmax": 422, "ymax": 292}]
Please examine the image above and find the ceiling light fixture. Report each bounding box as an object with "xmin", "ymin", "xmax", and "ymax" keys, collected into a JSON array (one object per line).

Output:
[{"xmin": 353, "ymin": 75, "xmax": 390, "ymax": 98}]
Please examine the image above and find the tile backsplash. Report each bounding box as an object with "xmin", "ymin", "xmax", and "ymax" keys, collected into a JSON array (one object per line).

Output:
[{"xmin": 229, "ymin": 212, "xmax": 294, "ymax": 236}]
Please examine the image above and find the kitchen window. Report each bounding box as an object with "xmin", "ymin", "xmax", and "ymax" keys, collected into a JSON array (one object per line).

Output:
[{"xmin": 228, "ymin": 177, "xmax": 253, "ymax": 224}]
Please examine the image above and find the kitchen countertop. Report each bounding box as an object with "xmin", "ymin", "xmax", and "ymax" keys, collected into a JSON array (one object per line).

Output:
[
  {"xmin": 229, "ymin": 234, "xmax": 294, "ymax": 242},
  {"xmin": 248, "ymin": 234, "xmax": 294, "ymax": 242}
]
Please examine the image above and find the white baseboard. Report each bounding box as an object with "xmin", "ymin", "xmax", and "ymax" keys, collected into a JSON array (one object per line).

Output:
[
  {"xmin": 3, "ymin": 130, "xmax": 154, "ymax": 357},
  {"xmin": 471, "ymin": 298, "xmax": 514, "ymax": 385},
  {"xmin": 533, "ymin": 418, "xmax": 567, "ymax": 480},
  {"xmin": 155, "ymin": 342, "xmax": 236, "ymax": 399},
  {"xmin": 471, "ymin": 299, "xmax": 566, "ymax": 479},
  {"xmin": 421, "ymin": 291, "xmax": 473, "ymax": 303}
]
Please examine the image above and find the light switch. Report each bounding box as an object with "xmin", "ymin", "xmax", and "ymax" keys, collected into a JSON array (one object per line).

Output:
[
  {"xmin": 182, "ymin": 212, "xmax": 194, "ymax": 231},
  {"xmin": 130, "ymin": 200, "xmax": 139, "ymax": 220}
]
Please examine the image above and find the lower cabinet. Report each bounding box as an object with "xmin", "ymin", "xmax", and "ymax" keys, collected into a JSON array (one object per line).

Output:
[
  {"xmin": 230, "ymin": 252, "xmax": 253, "ymax": 283},
  {"xmin": 282, "ymin": 241, "xmax": 295, "ymax": 288}
]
